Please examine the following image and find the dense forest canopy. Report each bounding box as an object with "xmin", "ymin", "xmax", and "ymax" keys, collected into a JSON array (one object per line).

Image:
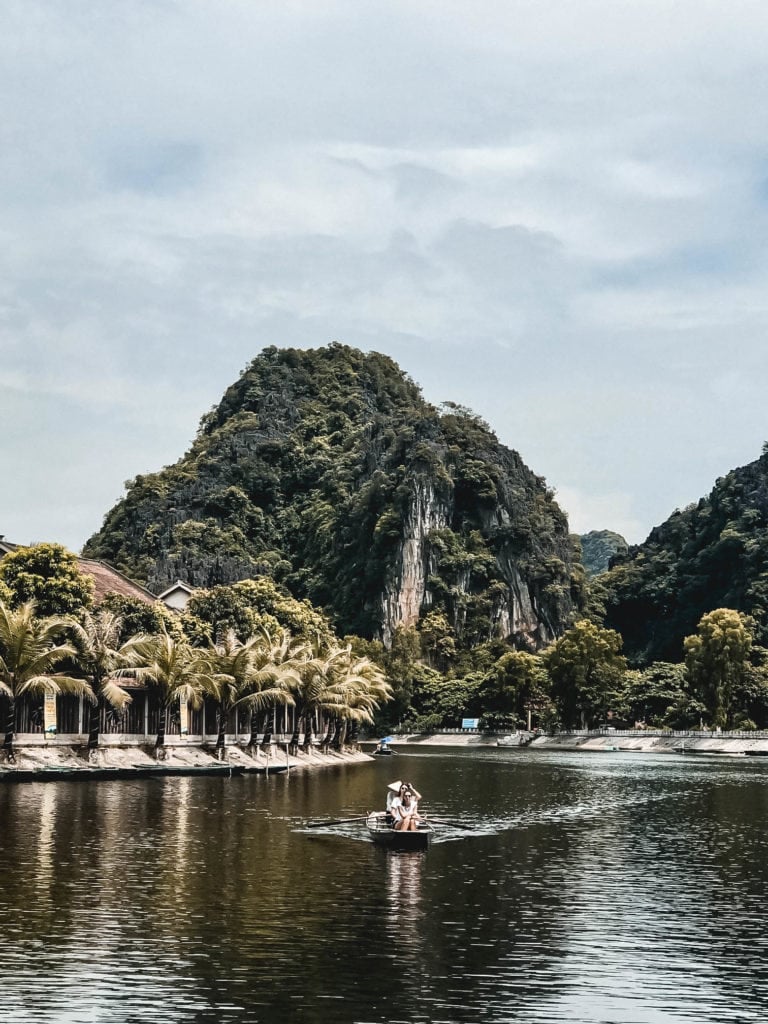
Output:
[
  {"xmin": 85, "ymin": 344, "xmax": 584, "ymax": 650},
  {"xmin": 602, "ymin": 448, "xmax": 768, "ymax": 664}
]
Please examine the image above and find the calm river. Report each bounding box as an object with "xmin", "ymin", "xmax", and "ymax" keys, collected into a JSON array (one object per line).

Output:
[{"xmin": 2, "ymin": 748, "xmax": 768, "ymax": 1023}]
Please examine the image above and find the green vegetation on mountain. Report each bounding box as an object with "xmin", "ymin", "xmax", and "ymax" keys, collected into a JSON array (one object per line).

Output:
[
  {"xmin": 579, "ymin": 530, "xmax": 628, "ymax": 576},
  {"xmin": 85, "ymin": 344, "xmax": 584, "ymax": 650},
  {"xmin": 602, "ymin": 449, "xmax": 768, "ymax": 663}
]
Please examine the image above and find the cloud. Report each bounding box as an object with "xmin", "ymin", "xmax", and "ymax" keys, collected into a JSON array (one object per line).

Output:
[{"xmin": 3, "ymin": 1, "xmax": 768, "ymax": 552}]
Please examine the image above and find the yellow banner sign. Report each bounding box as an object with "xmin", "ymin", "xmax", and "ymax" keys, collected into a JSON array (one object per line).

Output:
[
  {"xmin": 179, "ymin": 696, "xmax": 189, "ymax": 736},
  {"xmin": 43, "ymin": 693, "xmax": 57, "ymax": 736}
]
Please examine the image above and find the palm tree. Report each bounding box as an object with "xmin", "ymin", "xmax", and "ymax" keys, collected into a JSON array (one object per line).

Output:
[
  {"xmin": 68, "ymin": 609, "xmax": 137, "ymax": 756},
  {"xmin": 288, "ymin": 641, "xmax": 363, "ymax": 754},
  {"xmin": 123, "ymin": 630, "xmax": 212, "ymax": 757},
  {"xmin": 207, "ymin": 628, "xmax": 298, "ymax": 759},
  {"xmin": 0, "ymin": 600, "xmax": 94, "ymax": 763},
  {"xmin": 320, "ymin": 652, "xmax": 391, "ymax": 751},
  {"xmin": 248, "ymin": 627, "xmax": 306, "ymax": 752}
]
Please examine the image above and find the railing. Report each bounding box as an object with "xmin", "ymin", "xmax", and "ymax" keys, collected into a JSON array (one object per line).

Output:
[{"xmin": 556, "ymin": 728, "xmax": 768, "ymax": 739}]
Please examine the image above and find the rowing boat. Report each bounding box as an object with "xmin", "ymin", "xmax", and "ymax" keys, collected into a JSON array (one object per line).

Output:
[{"xmin": 366, "ymin": 811, "xmax": 433, "ymax": 850}]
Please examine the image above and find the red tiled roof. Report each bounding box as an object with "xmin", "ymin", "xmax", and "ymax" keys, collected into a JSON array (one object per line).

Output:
[{"xmin": 76, "ymin": 558, "xmax": 158, "ymax": 605}]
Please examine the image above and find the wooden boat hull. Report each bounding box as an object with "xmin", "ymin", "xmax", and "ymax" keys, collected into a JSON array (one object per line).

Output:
[{"xmin": 366, "ymin": 813, "xmax": 432, "ymax": 850}]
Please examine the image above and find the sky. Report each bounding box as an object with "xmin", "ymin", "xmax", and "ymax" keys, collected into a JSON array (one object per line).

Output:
[{"xmin": 3, "ymin": 0, "xmax": 768, "ymax": 551}]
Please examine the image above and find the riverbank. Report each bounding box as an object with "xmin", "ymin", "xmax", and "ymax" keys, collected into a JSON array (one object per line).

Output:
[
  {"xmin": 0, "ymin": 741, "xmax": 372, "ymax": 781},
  {"xmin": 375, "ymin": 732, "xmax": 768, "ymax": 754}
]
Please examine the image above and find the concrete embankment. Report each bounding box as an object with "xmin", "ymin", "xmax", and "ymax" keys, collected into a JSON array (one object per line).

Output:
[
  {"xmin": 529, "ymin": 733, "xmax": 768, "ymax": 755},
  {"xmin": 0, "ymin": 741, "xmax": 372, "ymax": 782},
  {"xmin": 376, "ymin": 732, "xmax": 768, "ymax": 755}
]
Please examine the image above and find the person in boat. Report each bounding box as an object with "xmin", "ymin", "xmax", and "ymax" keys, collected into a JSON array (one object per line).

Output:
[
  {"xmin": 386, "ymin": 780, "xmax": 402, "ymax": 823},
  {"xmin": 393, "ymin": 782, "xmax": 423, "ymax": 831}
]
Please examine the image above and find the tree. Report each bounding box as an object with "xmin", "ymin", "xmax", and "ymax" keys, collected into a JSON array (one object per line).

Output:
[
  {"xmin": 287, "ymin": 641, "xmax": 341, "ymax": 755},
  {"xmin": 321, "ymin": 652, "xmax": 391, "ymax": 749},
  {"xmin": 251, "ymin": 627, "xmax": 308, "ymax": 751},
  {"xmin": 543, "ymin": 620, "xmax": 627, "ymax": 729},
  {"xmin": 68, "ymin": 609, "xmax": 138, "ymax": 755},
  {"xmin": 623, "ymin": 662, "xmax": 687, "ymax": 728},
  {"xmin": 418, "ymin": 610, "xmax": 457, "ymax": 671},
  {"xmin": 0, "ymin": 543, "xmax": 94, "ymax": 616},
  {"xmin": 402, "ymin": 668, "xmax": 484, "ymax": 732},
  {"xmin": 482, "ymin": 651, "xmax": 550, "ymax": 730},
  {"xmin": 125, "ymin": 631, "xmax": 213, "ymax": 755},
  {"xmin": 99, "ymin": 593, "xmax": 181, "ymax": 644},
  {"xmin": 182, "ymin": 579, "xmax": 334, "ymax": 647},
  {"xmin": 684, "ymin": 608, "xmax": 753, "ymax": 728},
  {"xmin": 205, "ymin": 628, "xmax": 299, "ymax": 758},
  {"xmin": 0, "ymin": 601, "xmax": 93, "ymax": 763}
]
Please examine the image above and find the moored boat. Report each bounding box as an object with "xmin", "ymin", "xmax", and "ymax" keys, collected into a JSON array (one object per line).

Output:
[
  {"xmin": 372, "ymin": 737, "xmax": 396, "ymax": 756},
  {"xmin": 366, "ymin": 811, "xmax": 433, "ymax": 850},
  {"xmin": 497, "ymin": 733, "xmax": 521, "ymax": 747}
]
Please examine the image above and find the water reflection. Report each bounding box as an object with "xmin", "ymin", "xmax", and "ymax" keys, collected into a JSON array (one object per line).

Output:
[
  {"xmin": 383, "ymin": 850, "xmax": 425, "ymax": 957},
  {"xmin": 3, "ymin": 753, "xmax": 768, "ymax": 1022}
]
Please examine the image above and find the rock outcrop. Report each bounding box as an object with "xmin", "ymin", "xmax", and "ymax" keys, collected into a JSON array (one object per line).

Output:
[{"xmin": 85, "ymin": 344, "xmax": 585, "ymax": 648}]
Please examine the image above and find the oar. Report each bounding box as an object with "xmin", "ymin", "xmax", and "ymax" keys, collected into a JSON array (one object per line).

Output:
[
  {"xmin": 305, "ymin": 815, "xmax": 369, "ymax": 828},
  {"xmin": 424, "ymin": 816, "xmax": 475, "ymax": 830}
]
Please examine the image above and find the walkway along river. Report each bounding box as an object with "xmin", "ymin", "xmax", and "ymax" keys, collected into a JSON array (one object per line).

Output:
[{"xmin": 2, "ymin": 747, "xmax": 768, "ymax": 1023}]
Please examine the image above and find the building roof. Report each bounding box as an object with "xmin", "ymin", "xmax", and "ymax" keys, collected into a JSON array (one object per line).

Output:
[
  {"xmin": 77, "ymin": 558, "xmax": 158, "ymax": 605},
  {"xmin": 157, "ymin": 580, "xmax": 196, "ymax": 600}
]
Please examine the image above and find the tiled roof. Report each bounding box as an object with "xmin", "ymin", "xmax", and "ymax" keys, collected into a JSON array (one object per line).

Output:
[{"xmin": 77, "ymin": 558, "xmax": 158, "ymax": 605}]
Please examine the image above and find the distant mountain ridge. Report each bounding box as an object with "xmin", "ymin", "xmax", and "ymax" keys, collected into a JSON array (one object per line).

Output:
[
  {"xmin": 602, "ymin": 448, "xmax": 768, "ymax": 663},
  {"xmin": 85, "ymin": 344, "xmax": 585, "ymax": 647},
  {"xmin": 579, "ymin": 530, "xmax": 628, "ymax": 576}
]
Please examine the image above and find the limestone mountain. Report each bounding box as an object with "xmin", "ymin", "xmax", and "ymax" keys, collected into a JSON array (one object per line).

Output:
[
  {"xmin": 579, "ymin": 530, "xmax": 628, "ymax": 576},
  {"xmin": 85, "ymin": 344, "xmax": 585, "ymax": 647},
  {"xmin": 603, "ymin": 448, "xmax": 768, "ymax": 663}
]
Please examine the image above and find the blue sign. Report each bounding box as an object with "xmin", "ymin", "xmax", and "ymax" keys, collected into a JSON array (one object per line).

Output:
[{"xmin": 461, "ymin": 718, "xmax": 480, "ymax": 729}]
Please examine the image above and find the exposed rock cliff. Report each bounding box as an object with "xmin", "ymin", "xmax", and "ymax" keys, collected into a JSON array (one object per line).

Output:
[
  {"xmin": 85, "ymin": 344, "xmax": 585, "ymax": 647},
  {"xmin": 579, "ymin": 530, "xmax": 629, "ymax": 576}
]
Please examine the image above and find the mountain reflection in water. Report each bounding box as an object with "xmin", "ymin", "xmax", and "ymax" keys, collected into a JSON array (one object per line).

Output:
[{"xmin": 2, "ymin": 749, "xmax": 768, "ymax": 1023}]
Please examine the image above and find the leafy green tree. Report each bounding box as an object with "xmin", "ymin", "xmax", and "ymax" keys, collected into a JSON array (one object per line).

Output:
[
  {"xmin": 0, "ymin": 544, "xmax": 94, "ymax": 616},
  {"xmin": 684, "ymin": 608, "xmax": 753, "ymax": 728},
  {"xmin": 0, "ymin": 601, "xmax": 93, "ymax": 762},
  {"xmin": 100, "ymin": 593, "xmax": 181, "ymax": 644},
  {"xmin": 182, "ymin": 579, "xmax": 334, "ymax": 647},
  {"xmin": 382, "ymin": 626, "xmax": 421, "ymax": 714},
  {"xmin": 418, "ymin": 610, "xmax": 457, "ymax": 670},
  {"xmin": 543, "ymin": 619, "xmax": 627, "ymax": 728},
  {"xmin": 482, "ymin": 651, "xmax": 550, "ymax": 729},
  {"xmin": 403, "ymin": 669, "xmax": 484, "ymax": 731},
  {"xmin": 68, "ymin": 609, "xmax": 138, "ymax": 754},
  {"xmin": 623, "ymin": 663, "xmax": 687, "ymax": 727},
  {"xmin": 734, "ymin": 646, "xmax": 768, "ymax": 728}
]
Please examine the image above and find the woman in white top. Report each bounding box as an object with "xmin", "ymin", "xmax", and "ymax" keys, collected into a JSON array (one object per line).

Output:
[{"xmin": 394, "ymin": 783, "xmax": 422, "ymax": 831}]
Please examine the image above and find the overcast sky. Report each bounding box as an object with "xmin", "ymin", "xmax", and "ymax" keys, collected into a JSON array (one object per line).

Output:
[{"xmin": 3, "ymin": 0, "xmax": 768, "ymax": 551}]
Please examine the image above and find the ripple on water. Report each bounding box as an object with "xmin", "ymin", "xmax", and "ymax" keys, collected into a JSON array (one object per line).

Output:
[{"xmin": 3, "ymin": 756, "xmax": 768, "ymax": 1023}]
